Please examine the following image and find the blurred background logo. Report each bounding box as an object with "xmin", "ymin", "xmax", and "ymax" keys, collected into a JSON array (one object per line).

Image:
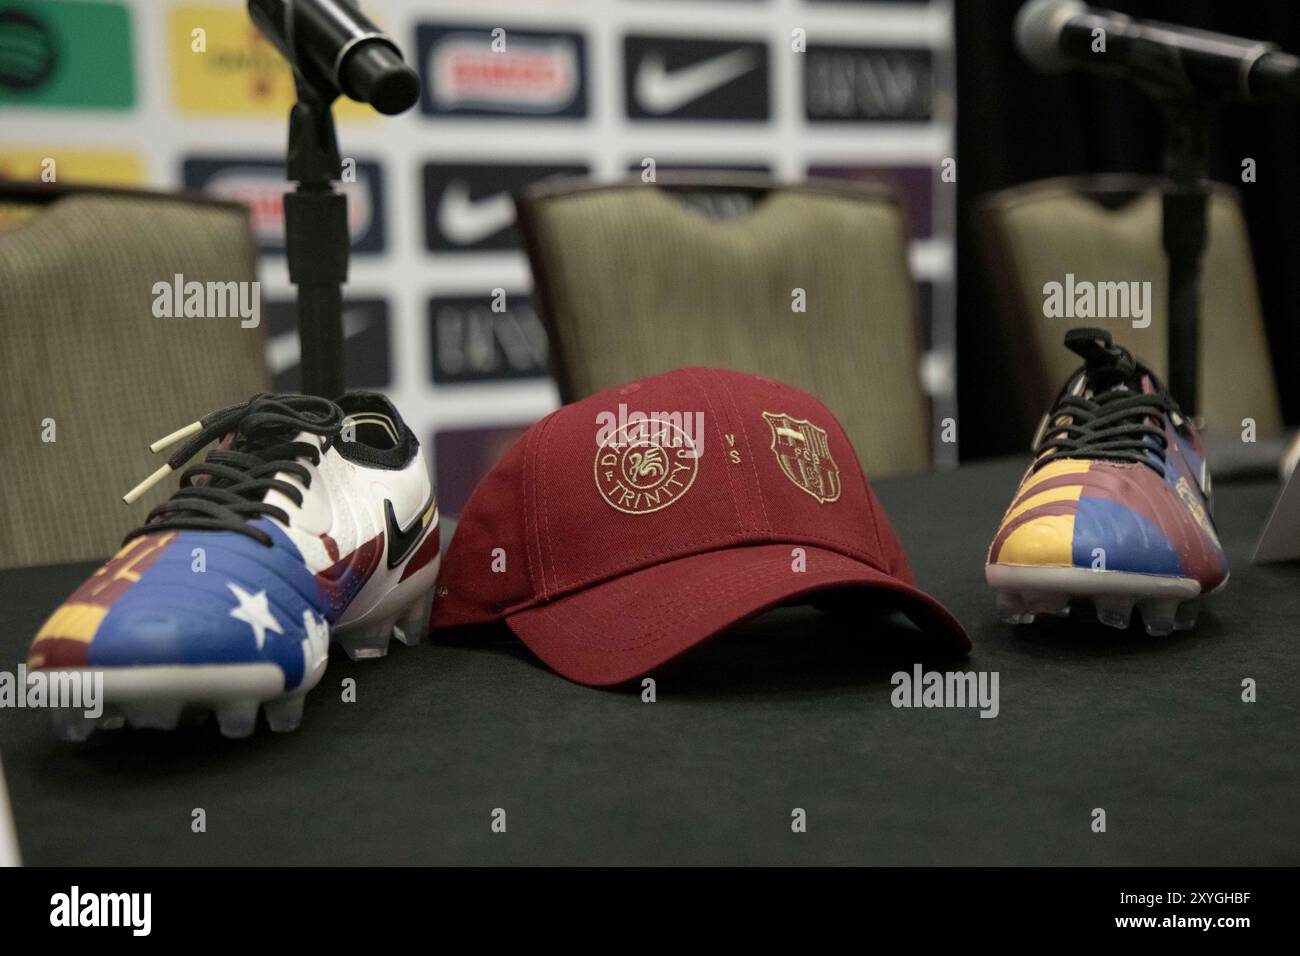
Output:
[
  {"xmin": 423, "ymin": 161, "xmax": 587, "ymax": 252},
  {"xmin": 418, "ymin": 24, "xmax": 587, "ymax": 118},
  {"xmin": 0, "ymin": 0, "xmax": 133, "ymax": 108},
  {"xmin": 625, "ymin": 35, "xmax": 769, "ymax": 120},
  {"xmin": 429, "ymin": 294, "xmax": 548, "ymax": 384},
  {"xmin": 183, "ymin": 156, "xmax": 386, "ymax": 254}
]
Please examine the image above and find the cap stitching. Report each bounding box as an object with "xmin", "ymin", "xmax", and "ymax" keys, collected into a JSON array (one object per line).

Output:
[
  {"xmin": 714, "ymin": 374, "xmax": 772, "ymax": 530},
  {"xmin": 683, "ymin": 366, "xmax": 752, "ymax": 532},
  {"xmin": 836, "ymin": 418, "xmax": 885, "ymax": 560}
]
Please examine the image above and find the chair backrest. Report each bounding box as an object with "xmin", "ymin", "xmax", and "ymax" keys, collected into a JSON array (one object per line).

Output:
[
  {"xmin": 0, "ymin": 182, "xmax": 269, "ymax": 568},
  {"xmin": 978, "ymin": 174, "xmax": 1281, "ymax": 437},
  {"xmin": 517, "ymin": 174, "xmax": 931, "ymax": 477}
]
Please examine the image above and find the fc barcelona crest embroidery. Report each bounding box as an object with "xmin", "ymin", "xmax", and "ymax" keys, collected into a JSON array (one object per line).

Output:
[{"xmin": 761, "ymin": 412, "xmax": 841, "ymax": 504}]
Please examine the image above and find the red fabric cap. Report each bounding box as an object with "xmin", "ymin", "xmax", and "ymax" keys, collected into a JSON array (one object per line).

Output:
[{"xmin": 430, "ymin": 366, "xmax": 969, "ymax": 684}]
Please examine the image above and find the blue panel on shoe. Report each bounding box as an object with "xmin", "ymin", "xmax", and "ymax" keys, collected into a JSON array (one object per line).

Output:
[
  {"xmin": 87, "ymin": 520, "xmax": 326, "ymax": 689},
  {"xmin": 1071, "ymin": 497, "xmax": 1184, "ymax": 577}
]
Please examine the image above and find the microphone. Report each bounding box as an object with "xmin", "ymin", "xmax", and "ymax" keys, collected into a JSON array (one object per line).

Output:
[
  {"xmin": 1015, "ymin": 0, "xmax": 1300, "ymax": 102},
  {"xmin": 248, "ymin": 0, "xmax": 419, "ymax": 114}
]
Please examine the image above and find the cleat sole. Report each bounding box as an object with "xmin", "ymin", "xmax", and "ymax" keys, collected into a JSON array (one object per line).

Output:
[{"xmin": 987, "ymin": 564, "xmax": 1203, "ymax": 634}]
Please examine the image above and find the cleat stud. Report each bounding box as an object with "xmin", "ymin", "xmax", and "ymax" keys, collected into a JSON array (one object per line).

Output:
[
  {"xmin": 1139, "ymin": 598, "xmax": 1179, "ymax": 636},
  {"xmin": 1094, "ymin": 596, "xmax": 1134, "ymax": 631},
  {"xmin": 99, "ymin": 705, "xmax": 126, "ymax": 731},
  {"xmin": 996, "ymin": 591, "xmax": 1026, "ymax": 614},
  {"xmin": 263, "ymin": 694, "xmax": 306, "ymax": 733},
  {"xmin": 392, "ymin": 625, "xmax": 422, "ymax": 648},
  {"xmin": 215, "ymin": 700, "xmax": 260, "ymax": 738},
  {"xmin": 394, "ymin": 590, "xmax": 435, "ymax": 646},
  {"xmin": 124, "ymin": 701, "xmax": 184, "ymax": 731},
  {"xmin": 336, "ymin": 624, "xmax": 394, "ymax": 661},
  {"xmin": 1022, "ymin": 591, "xmax": 1070, "ymax": 616},
  {"xmin": 996, "ymin": 591, "xmax": 1032, "ymax": 624},
  {"xmin": 1174, "ymin": 599, "xmax": 1200, "ymax": 631},
  {"xmin": 51, "ymin": 708, "xmax": 96, "ymax": 742}
]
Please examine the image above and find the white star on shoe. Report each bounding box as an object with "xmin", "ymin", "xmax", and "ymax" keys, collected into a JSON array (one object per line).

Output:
[{"xmin": 227, "ymin": 582, "xmax": 283, "ymax": 651}]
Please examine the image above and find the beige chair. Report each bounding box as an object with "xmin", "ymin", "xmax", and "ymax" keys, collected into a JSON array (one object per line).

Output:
[
  {"xmin": 978, "ymin": 175, "xmax": 1281, "ymax": 438},
  {"xmin": 517, "ymin": 174, "xmax": 931, "ymax": 477},
  {"xmin": 0, "ymin": 182, "xmax": 269, "ymax": 568}
]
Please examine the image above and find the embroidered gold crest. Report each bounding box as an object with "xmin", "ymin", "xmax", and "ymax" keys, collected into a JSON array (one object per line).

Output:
[
  {"xmin": 761, "ymin": 412, "xmax": 841, "ymax": 504},
  {"xmin": 594, "ymin": 420, "xmax": 699, "ymax": 514}
]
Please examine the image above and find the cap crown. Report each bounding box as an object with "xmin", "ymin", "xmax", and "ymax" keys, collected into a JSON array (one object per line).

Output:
[{"xmin": 434, "ymin": 367, "xmax": 915, "ymax": 626}]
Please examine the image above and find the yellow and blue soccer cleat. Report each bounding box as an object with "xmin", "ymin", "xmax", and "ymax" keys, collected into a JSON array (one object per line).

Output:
[
  {"xmin": 27, "ymin": 393, "xmax": 440, "ymax": 739},
  {"xmin": 986, "ymin": 328, "xmax": 1227, "ymax": 635}
]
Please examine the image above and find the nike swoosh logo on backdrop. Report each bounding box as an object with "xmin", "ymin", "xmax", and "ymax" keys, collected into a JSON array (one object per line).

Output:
[
  {"xmin": 385, "ymin": 494, "xmax": 437, "ymax": 569},
  {"xmin": 265, "ymin": 308, "xmax": 372, "ymax": 376},
  {"xmin": 634, "ymin": 48, "xmax": 758, "ymax": 114},
  {"xmin": 436, "ymin": 180, "xmax": 516, "ymax": 244}
]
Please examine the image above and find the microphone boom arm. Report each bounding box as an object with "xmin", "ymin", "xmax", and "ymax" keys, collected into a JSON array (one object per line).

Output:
[{"xmin": 247, "ymin": 0, "xmax": 418, "ymax": 397}]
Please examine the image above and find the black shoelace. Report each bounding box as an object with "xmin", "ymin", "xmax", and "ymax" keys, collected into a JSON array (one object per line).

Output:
[
  {"xmin": 1034, "ymin": 389, "xmax": 1171, "ymax": 477},
  {"xmin": 122, "ymin": 394, "xmax": 344, "ymax": 547}
]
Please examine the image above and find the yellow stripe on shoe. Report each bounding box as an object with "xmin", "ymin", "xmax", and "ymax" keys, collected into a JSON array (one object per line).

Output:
[
  {"xmin": 33, "ymin": 603, "xmax": 108, "ymax": 644},
  {"xmin": 996, "ymin": 514, "xmax": 1076, "ymax": 567},
  {"xmin": 1004, "ymin": 483, "xmax": 1083, "ymax": 525},
  {"xmin": 1018, "ymin": 459, "xmax": 1092, "ymax": 496}
]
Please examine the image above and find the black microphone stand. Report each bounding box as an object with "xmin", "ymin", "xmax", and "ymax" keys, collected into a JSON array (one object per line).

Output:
[
  {"xmin": 1158, "ymin": 99, "xmax": 1209, "ymax": 420},
  {"xmin": 249, "ymin": 0, "xmax": 420, "ymax": 399},
  {"xmin": 284, "ymin": 76, "xmax": 347, "ymax": 399},
  {"xmin": 1132, "ymin": 45, "xmax": 1214, "ymax": 420}
]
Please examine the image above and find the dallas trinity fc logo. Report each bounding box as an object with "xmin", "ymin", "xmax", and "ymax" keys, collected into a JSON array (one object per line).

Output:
[
  {"xmin": 762, "ymin": 412, "xmax": 841, "ymax": 504},
  {"xmin": 595, "ymin": 419, "xmax": 699, "ymax": 515}
]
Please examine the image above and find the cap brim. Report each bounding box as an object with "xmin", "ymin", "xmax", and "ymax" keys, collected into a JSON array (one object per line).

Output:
[{"xmin": 506, "ymin": 543, "xmax": 970, "ymax": 687}]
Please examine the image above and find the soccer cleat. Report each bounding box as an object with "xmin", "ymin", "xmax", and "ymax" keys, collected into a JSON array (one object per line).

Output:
[
  {"xmin": 28, "ymin": 393, "xmax": 439, "ymax": 739},
  {"xmin": 986, "ymin": 328, "xmax": 1227, "ymax": 635}
]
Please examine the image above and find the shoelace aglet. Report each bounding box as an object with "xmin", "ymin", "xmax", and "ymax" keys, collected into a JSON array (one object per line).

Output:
[
  {"xmin": 149, "ymin": 420, "xmax": 202, "ymax": 454},
  {"xmin": 123, "ymin": 464, "xmax": 173, "ymax": 505}
]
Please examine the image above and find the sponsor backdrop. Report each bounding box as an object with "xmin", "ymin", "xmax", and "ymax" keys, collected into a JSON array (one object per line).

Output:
[{"xmin": 2, "ymin": 0, "xmax": 956, "ymax": 513}]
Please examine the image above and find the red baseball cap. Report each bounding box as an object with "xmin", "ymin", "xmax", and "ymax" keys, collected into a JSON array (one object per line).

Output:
[{"xmin": 430, "ymin": 367, "xmax": 969, "ymax": 685}]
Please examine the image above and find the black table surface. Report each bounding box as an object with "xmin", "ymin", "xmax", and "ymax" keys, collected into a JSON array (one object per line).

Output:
[{"xmin": 1, "ymin": 457, "xmax": 1297, "ymax": 866}]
